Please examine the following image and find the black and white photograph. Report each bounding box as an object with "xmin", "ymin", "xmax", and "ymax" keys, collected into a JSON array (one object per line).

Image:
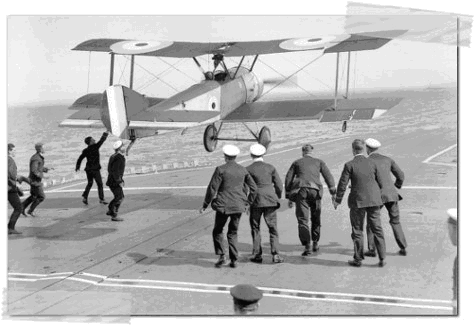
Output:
[{"xmin": 3, "ymin": 0, "xmax": 473, "ymax": 323}]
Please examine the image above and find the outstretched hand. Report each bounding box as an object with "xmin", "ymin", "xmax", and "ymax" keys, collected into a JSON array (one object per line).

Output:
[{"xmin": 199, "ymin": 207, "xmax": 206, "ymax": 214}]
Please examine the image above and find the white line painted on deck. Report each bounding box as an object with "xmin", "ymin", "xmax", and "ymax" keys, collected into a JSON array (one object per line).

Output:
[
  {"xmin": 8, "ymin": 272, "xmax": 452, "ymax": 311},
  {"xmin": 423, "ymin": 144, "xmax": 457, "ymax": 164}
]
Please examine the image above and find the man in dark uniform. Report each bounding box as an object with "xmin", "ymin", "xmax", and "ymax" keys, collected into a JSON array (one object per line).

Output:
[
  {"xmin": 106, "ymin": 140, "xmax": 126, "ymax": 222},
  {"xmin": 230, "ymin": 284, "xmax": 263, "ymax": 315},
  {"xmin": 285, "ymin": 144, "xmax": 336, "ymax": 256},
  {"xmin": 8, "ymin": 143, "xmax": 29, "ymax": 234},
  {"xmin": 76, "ymin": 131, "xmax": 109, "ymax": 205},
  {"xmin": 365, "ymin": 138, "xmax": 407, "ymax": 257},
  {"xmin": 22, "ymin": 143, "xmax": 52, "ymax": 217},
  {"xmin": 334, "ymin": 139, "xmax": 386, "ymax": 267},
  {"xmin": 246, "ymin": 144, "xmax": 284, "ymax": 264},
  {"xmin": 200, "ymin": 144, "xmax": 258, "ymax": 268}
]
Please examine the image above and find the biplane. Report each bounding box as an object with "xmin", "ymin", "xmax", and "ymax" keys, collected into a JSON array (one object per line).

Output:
[{"xmin": 59, "ymin": 30, "xmax": 406, "ymax": 153}]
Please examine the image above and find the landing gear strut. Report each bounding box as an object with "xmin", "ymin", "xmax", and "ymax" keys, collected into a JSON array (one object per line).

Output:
[{"xmin": 203, "ymin": 123, "xmax": 272, "ymax": 153}]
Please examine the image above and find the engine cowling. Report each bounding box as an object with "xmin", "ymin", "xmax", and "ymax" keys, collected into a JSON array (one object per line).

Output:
[{"xmin": 228, "ymin": 67, "xmax": 264, "ymax": 103}]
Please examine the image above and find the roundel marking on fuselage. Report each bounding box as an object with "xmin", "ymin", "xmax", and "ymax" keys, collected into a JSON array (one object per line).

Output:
[
  {"xmin": 279, "ymin": 35, "xmax": 351, "ymax": 51},
  {"xmin": 110, "ymin": 40, "xmax": 174, "ymax": 55},
  {"xmin": 209, "ymin": 96, "xmax": 218, "ymax": 110}
]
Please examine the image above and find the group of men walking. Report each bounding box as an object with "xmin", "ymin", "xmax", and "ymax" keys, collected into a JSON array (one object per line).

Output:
[
  {"xmin": 7, "ymin": 132, "xmax": 129, "ymax": 234},
  {"xmin": 8, "ymin": 132, "xmax": 407, "ymax": 270},
  {"xmin": 201, "ymin": 138, "xmax": 407, "ymax": 268}
]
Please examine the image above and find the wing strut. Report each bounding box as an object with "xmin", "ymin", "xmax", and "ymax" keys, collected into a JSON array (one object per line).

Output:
[
  {"xmin": 333, "ymin": 52, "xmax": 340, "ymax": 110},
  {"xmin": 130, "ymin": 54, "xmax": 135, "ymax": 90},
  {"xmin": 109, "ymin": 53, "xmax": 115, "ymax": 86},
  {"xmin": 250, "ymin": 55, "xmax": 259, "ymax": 71},
  {"xmin": 232, "ymin": 56, "xmax": 246, "ymax": 79},
  {"xmin": 345, "ymin": 52, "xmax": 351, "ymax": 99}
]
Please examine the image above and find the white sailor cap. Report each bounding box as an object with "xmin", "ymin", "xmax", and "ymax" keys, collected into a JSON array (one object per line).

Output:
[
  {"xmin": 365, "ymin": 138, "xmax": 381, "ymax": 149},
  {"xmin": 223, "ymin": 144, "xmax": 240, "ymax": 157},
  {"xmin": 447, "ymin": 208, "xmax": 457, "ymax": 224},
  {"xmin": 250, "ymin": 144, "xmax": 266, "ymax": 156},
  {"xmin": 113, "ymin": 140, "xmax": 123, "ymax": 150}
]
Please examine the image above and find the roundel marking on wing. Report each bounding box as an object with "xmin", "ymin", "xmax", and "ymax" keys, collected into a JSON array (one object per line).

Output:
[
  {"xmin": 279, "ymin": 35, "xmax": 351, "ymax": 51},
  {"xmin": 110, "ymin": 40, "xmax": 174, "ymax": 54}
]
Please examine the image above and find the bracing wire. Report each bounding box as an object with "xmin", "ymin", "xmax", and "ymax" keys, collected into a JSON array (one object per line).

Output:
[
  {"xmin": 127, "ymin": 57, "xmax": 179, "ymax": 93},
  {"xmin": 118, "ymin": 56, "xmax": 128, "ymax": 85},
  {"xmin": 136, "ymin": 58, "xmax": 186, "ymax": 92},
  {"xmin": 156, "ymin": 57, "xmax": 200, "ymax": 83},
  {"xmin": 280, "ymin": 55, "xmax": 334, "ymax": 92},
  {"xmin": 257, "ymin": 53, "xmax": 325, "ymax": 100}
]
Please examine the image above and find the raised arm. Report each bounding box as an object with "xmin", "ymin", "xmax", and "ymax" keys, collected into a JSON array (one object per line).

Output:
[{"xmin": 96, "ymin": 131, "xmax": 109, "ymax": 148}]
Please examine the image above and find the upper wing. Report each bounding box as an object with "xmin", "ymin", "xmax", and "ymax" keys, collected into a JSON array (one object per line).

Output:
[
  {"xmin": 221, "ymin": 97, "xmax": 403, "ymax": 122},
  {"xmin": 71, "ymin": 30, "xmax": 406, "ymax": 58}
]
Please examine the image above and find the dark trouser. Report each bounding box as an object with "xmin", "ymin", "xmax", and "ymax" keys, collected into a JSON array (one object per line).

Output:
[
  {"xmin": 212, "ymin": 212, "xmax": 241, "ymax": 262},
  {"xmin": 22, "ymin": 183, "xmax": 45, "ymax": 213},
  {"xmin": 367, "ymin": 201, "xmax": 407, "ymax": 251},
  {"xmin": 295, "ymin": 188, "xmax": 321, "ymax": 248},
  {"xmin": 250, "ymin": 206, "xmax": 279, "ymax": 256},
  {"xmin": 350, "ymin": 206, "xmax": 386, "ymax": 261},
  {"xmin": 8, "ymin": 191, "xmax": 23, "ymax": 230},
  {"xmin": 108, "ymin": 185, "xmax": 124, "ymax": 216},
  {"xmin": 82, "ymin": 169, "xmax": 105, "ymax": 201}
]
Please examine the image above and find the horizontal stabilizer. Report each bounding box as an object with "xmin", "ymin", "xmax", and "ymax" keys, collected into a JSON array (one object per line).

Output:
[
  {"xmin": 59, "ymin": 119, "xmax": 104, "ymax": 128},
  {"xmin": 69, "ymin": 93, "xmax": 103, "ymax": 110},
  {"xmin": 68, "ymin": 92, "xmax": 166, "ymax": 110}
]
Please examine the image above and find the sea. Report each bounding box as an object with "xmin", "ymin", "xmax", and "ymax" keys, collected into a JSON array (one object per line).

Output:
[{"xmin": 7, "ymin": 87, "xmax": 457, "ymax": 185}]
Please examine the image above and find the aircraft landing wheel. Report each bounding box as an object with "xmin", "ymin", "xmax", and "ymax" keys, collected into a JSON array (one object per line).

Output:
[
  {"xmin": 258, "ymin": 126, "xmax": 271, "ymax": 149},
  {"xmin": 203, "ymin": 124, "xmax": 218, "ymax": 152}
]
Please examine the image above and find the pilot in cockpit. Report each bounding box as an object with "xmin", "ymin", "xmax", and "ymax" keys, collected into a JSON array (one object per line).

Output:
[{"xmin": 213, "ymin": 70, "xmax": 228, "ymax": 81}]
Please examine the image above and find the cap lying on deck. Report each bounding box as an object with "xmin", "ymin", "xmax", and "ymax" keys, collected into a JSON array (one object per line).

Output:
[{"xmin": 230, "ymin": 284, "xmax": 263, "ymax": 306}]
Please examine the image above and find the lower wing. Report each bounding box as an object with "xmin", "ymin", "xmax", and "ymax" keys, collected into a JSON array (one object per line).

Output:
[{"xmin": 221, "ymin": 97, "xmax": 402, "ymax": 122}]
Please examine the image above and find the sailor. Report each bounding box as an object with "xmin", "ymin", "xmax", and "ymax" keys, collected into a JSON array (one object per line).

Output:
[
  {"xmin": 364, "ymin": 138, "xmax": 407, "ymax": 257},
  {"xmin": 76, "ymin": 131, "xmax": 109, "ymax": 205},
  {"xmin": 447, "ymin": 208, "xmax": 457, "ymax": 314},
  {"xmin": 284, "ymin": 144, "xmax": 336, "ymax": 256},
  {"xmin": 22, "ymin": 142, "xmax": 52, "ymax": 217},
  {"xmin": 333, "ymin": 139, "xmax": 386, "ymax": 267},
  {"xmin": 200, "ymin": 144, "xmax": 258, "ymax": 268},
  {"xmin": 8, "ymin": 143, "xmax": 30, "ymax": 235},
  {"xmin": 246, "ymin": 143, "xmax": 284, "ymax": 264},
  {"xmin": 106, "ymin": 140, "xmax": 126, "ymax": 221},
  {"xmin": 230, "ymin": 284, "xmax": 263, "ymax": 315}
]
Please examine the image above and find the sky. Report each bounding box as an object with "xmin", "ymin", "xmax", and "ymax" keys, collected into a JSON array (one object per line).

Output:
[
  {"xmin": 2, "ymin": 1, "xmax": 475, "ymax": 326},
  {"xmin": 6, "ymin": 9, "xmax": 463, "ymax": 107}
]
